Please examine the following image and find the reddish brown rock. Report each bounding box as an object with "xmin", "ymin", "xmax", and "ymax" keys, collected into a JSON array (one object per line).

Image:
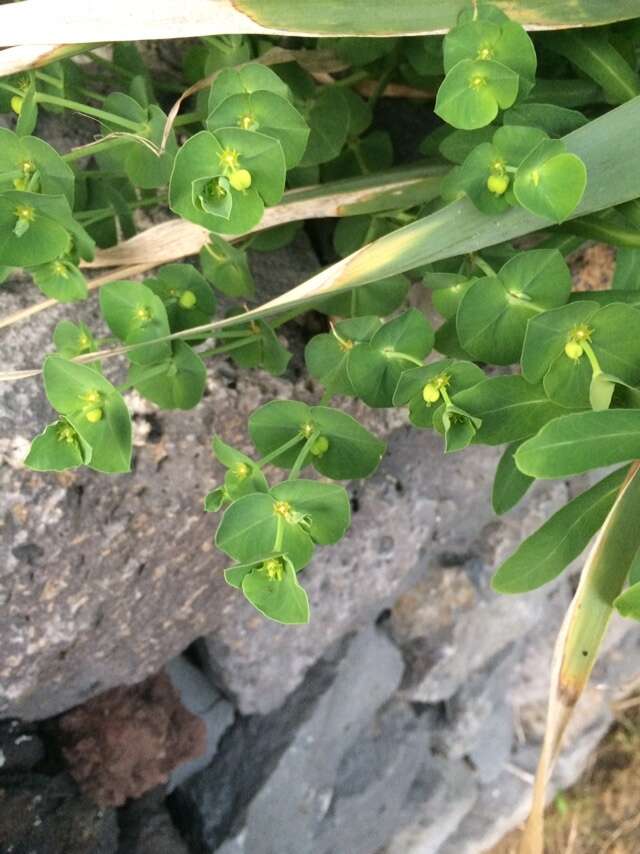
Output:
[{"xmin": 58, "ymin": 672, "xmax": 206, "ymax": 807}]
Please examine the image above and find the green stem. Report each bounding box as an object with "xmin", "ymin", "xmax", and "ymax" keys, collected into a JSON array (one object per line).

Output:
[
  {"xmin": 75, "ymin": 195, "xmax": 163, "ymax": 227},
  {"xmin": 62, "ymin": 135, "xmax": 134, "ymax": 163},
  {"xmin": 368, "ymin": 52, "xmax": 398, "ymax": 111},
  {"xmin": 274, "ymin": 516, "xmax": 284, "ymax": 552},
  {"xmin": 385, "ymin": 350, "xmax": 424, "ymax": 367},
  {"xmin": 582, "ymin": 340, "xmax": 603, "ymax": 376},
  {"xmin": 0, "ymin": 80, "xmax": 23, "ymax": 97},
  {"xmin": 198, "ymin": 336, "xmax": 257, "ymax": 359},
  {"xmin": 471, "ymin": 255, "xmax": 496, "ymax": 277},
  {"xmin": 117, "ymin": 362, "xmax": 168, "ymax": 392},
  {"xmin": 559, "ymin": 216, "xmax": 640, "ymax": 248},
  {"xmin": 288, "ymin": 431, "xmax": 319, "ymax": 480},
  {"xmin": 257, "ymin": 433, "xmax": 305, "ymax": 468},
  {"xmin": 35, "ymin": 93, "xmax": 143, "ymax": 132},
  {"xmin": 333, "ymin": 70, "xmax": 369, "ymax": 88},
  {"xmin": 174, "ymin": 111, "xmax": 206, "ymax": 128}
]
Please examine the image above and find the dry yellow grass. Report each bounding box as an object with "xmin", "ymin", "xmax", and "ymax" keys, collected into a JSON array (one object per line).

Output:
[{"xmin": 486, "ymin": 698, "xmax": 640, "ymax": 854}]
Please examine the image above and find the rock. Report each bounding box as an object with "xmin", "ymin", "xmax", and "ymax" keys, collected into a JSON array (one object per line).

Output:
[
  {"xmin": 383, "ymin": 758, "xmax": 478, "ymax": 854},
  {"xmin": 0, "ymin": 235, "xmax": 324, "ymax": 720},
  {"xmin": 58, "ymin": 672, "xmax": 206, "ymax": 806},
  {"xmin": 0, "ymin": 719, "xmax": 45, "ymax": 773},
  {"xmin": 165, "ymin": 655, "xmax": 234, "ymax": 790},
  {"xmin": 118, "ymin": 787, "xmax": 190, "ymax": 854},
  {"xmin": 389, "ymin": 480, "xmax": 569, "ymax": 704},
  {"xmin": 0, "ymin": 772, "xmax": 118, "ymax": 854},
  {"xmin": 172, "ymin": 626, "xmax": 407, "ymax": 853}
]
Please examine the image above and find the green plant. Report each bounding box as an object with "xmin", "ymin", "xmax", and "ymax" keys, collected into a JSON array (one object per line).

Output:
[{"xmin": 4, "ymin": 5, "xmax": 640, "ymax": 840}]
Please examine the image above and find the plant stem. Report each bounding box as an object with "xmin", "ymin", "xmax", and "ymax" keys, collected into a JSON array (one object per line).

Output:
[
  {"xmin": 582, "ymin": 340, "xmax": 603, "ymax": 376},
  {"xmin": 385, "ymin": 350, "xmax": 424, "ymax": 367},
  {"xmin": 471, "ymin": 255, "xmax": 496, "ymax": 277},
  {"xmin": 257, "ymin": 434, "xmax": 305, "ymax": 468},
  {"xmin": 274, "ymin": 516, "xmax": 284, "ymax": 552},
  {"xmin": 35, "ymin": 93, "xmax": 143, "ymax": 132},
  {"xmin": 117, "ymin": 362, "xmax": 169, "ymax": 392},
  {"xmin": 198, "ymin": 337, "xmax": 257, "ymax": 359},
  {"xmin": 288, "ymin": 431, "xmax": 319, "ymax": 480},
  {"xmin": 62, "ymin": 135, "xmax": 134, "ymax": 162},
  {"xmin": 174, "ymin": 111, "xmax": 206, "ymax": 127}
]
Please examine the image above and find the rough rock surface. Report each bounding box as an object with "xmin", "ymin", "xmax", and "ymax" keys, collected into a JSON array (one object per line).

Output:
[
  {"xmin": 0, "ymin": 772, "xmax": 119, "ymax": 854},
  {"xmin": 58, "ymin": 672, "xmax": 205, "ymax": 806}
]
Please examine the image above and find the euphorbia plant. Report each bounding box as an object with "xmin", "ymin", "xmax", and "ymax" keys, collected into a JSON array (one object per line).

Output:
[{"xmin": 4, "ymin": 4, "xmax": 640, "ymax": 843}]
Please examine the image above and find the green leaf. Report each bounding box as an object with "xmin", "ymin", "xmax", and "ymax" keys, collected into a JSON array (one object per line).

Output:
[
  {"xmin": 224, "ymin": 318, "xmax": 291, "ymax": 376},
  {"xmin": 348, "ymin": 309, "xmax": 434, "ymax": 407},
  {"xmin": 169, "ymin": 129, "xmax": 286, "ymax": 235},
  {"xmin": 305, "ymin": 406, "xmax": 386, "ymax": 480},
  {"xmin": 315, "ymin": 274, "xmax": 410, "ymax": 318},
  {"xmin": 492, "ymin": 466, "xmax": 628, "ymax": 593},
  {"xmin": 215, "ymin": 492, "xmax": 314, "ymax": 570},
  {"xmin": 299, "ymin": 87, "xmax": 350, "ymax": 168},
  {"xmin": 43, "ymin": 356, "xmax": 132, "ymax": 474},
  {"xmin": 53, "ymin": 321, "xmax": 96, "ymax": 360},
  {"xmin": 239, "ymin": 556, "xmax": 310, "ymax": 625},
  {"xmin": 207, "ymin": 90, "xmax": 309, "ymax": 169},
  {"xmin": 443, "ymin": 18, "xmax": 536, "ymax": 94},
  {"xmin": 546, "ymin": 30, "xmax": 640, "ymax": 105},
  {"xmin": 211, "ymin": 435, "xmax": 269, "ymax": 502},
  {"xmin": 0, "ymin": 192, "xmax": 71, "ymax": 267},
  {"xmin": 25, "ymin": 419, "xmax": 92, "ymax": 471},
  {"xmin": 305, "ymin": 316, "xmax": 381, "ymax": 397},
  {"xmin": 199, "ymin": 234, "xmax": 255, "ymax": 297},
  {"xmin": 435, "ymin": 59, "xmax": 519, "ymax": 130},
  {"xmin": 128, "ymin": 341, "xmax": 206, "ymax": 410},
  {"xmin": 248, "ymin": 400, "xmax": 385, "ymax": 479},
  {"xmin": 29, "ymin": 259, "xmax": 87, "ymax": 302},
  {"xmin": 393, "ymin": 359, "xmax": 485, "ymax": 429},
  {"xmin": 456, "ymin": 249, "xmax": 572, "ymax": 364},
  {"xmin": 521, "ymin": 301, "xmax": 599, "ymax": 383},
  {"xmin": 147, "ymin": 263, "xmax": 216, "ymax": 336},
  {"xmin": 614, "ymin": 580, "xmax": 640, "ymax": 621},
  {"xmin": 0, "ymin": 127, "xmax": 75, "ymax": 204},
  {"xmin": 503, "ymin": 103, "xmax": 587, "ymax": 136},
  {"xmin": 516, "ymin": 410, "xmax": 640, "ymax": 478},
  {"xmin": 271, "ymin": 479, "xmax": 351, "ymax": 545},
  {"xmin": 492, "ymin": 441, "xmax": 535, "ymax": 515},
  {"xmin": 514, "ymin": 139, "xmax": 587, "ymax": 222},
  {"xmin": 453, "ymin": 374, "xmax": 565, "ymax": 445},
  {"xmin": 99, "ymin": 280, "xmax": 171, "ymax": 366},
  {"xmin": 208, "ymin": 63, "xmax": 290, "ymax": 113}
]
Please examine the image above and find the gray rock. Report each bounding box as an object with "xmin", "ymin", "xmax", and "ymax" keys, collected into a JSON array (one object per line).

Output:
[
  {"xmin": 165, "ymin": 655, "xmax": 234, "ymax": 790},
  {"xmin": 0, "ymin": 719, "xmax": 45, "ymax": 773},
  {"xmin": 0, "ymin": 236, "xmax": 323, "ymax": 720},
  {"xmin": 118, "ymin": 787, "xmax": 190, "ymax": 854},
  {"xmin": 173, "ymin": 626, "xmax": 406, "ymax": 854},
  {"xmin": 383, "ymin": 758, "xmax": 478, "ymax": 854},
  {"xmin": 0, "ymin": 772, "xmax": 118, "ymax": 854}
]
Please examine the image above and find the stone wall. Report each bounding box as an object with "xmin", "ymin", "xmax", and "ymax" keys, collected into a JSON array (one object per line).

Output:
[{"xmin": 2, "ymin": 199, "xmax": 639, "ymax": 852}]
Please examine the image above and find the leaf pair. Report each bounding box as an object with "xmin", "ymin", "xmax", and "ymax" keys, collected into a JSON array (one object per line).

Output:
[
  {"xmin": 453, "ymin": 125, "xmax": 587, "ymax": 222},
  {"xmin": 26, "ymin": 357, "xmax": 132, "ymax": 473},
  {"xmin": 435, "ymin": 5, "xmax": 536, "ymax": 130}
]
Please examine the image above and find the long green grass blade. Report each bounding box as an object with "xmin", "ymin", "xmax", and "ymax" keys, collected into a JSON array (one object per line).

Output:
[
  {"xmin": 521, "ymin": 461, "xmax": 640, "ymax": 854},
  {"xmin": 2, "ymin": 0, "xmax": 640, "ymax": 49}
]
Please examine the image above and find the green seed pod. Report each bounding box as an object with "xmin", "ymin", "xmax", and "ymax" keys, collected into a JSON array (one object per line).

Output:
[
  {"xmin": 422, "ymin": 382, "xmax": 441, "ymax": 404},
  {"xmin": 229, "ymin": 169, "xmax": 252, "ymax": 191},
  {"xmin": 564, "ymin": 340, "xmax": 584, "ymax": 361},
  {"xmin": 310, "ymin": 436, "xmax": 330, "ymax": 457},
  {"xmin": 487, "ymin": 173, "xmax": 509, "ymax": 196},
  {"xmin": 178, "ymin": 289, "xmax": 197, "ymax": 309},
  {"xmin": 10, "ymin": 96, "xmax": 23, "ymax": 116},
  {"xmin": 85, "ymin": 407, "xmax": 104, "ymax": 423}
]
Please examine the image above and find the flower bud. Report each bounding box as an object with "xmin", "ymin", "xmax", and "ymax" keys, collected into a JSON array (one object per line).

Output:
[
  {"xmin": 310, "ymin": 436, "xmax": 329, "ymax": 457},
  {"xmin": 85, "ymin": 407, "xmax": 104, "ymax": 423},
  {"xmin": 229, "ymin": 169, "xmax": 252, "ymax": 191},
  {"xmin": 487, "ymin": 173, "xmax": 509, "ymax": 196},
  {"xmin": 564, "ymin": 340, "xmax": 584, "ymax": 361},
  {"xmin": 178, "ymin": 289, "xmax": 197, "ymax": 309},
  {"xmin": 422, "ymin": 382, "xmax": 441, "ymax": 404}
]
